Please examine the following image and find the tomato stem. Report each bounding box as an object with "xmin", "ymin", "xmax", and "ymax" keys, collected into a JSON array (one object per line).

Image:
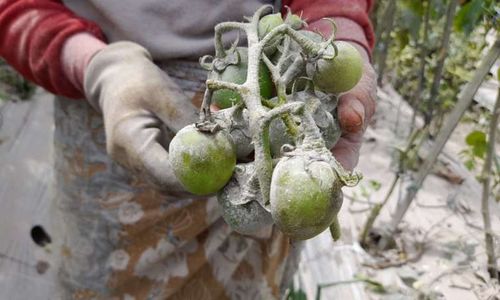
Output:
[{"xmin": 213, "ymin": 22, "xmax": 249, "ymax": 58}]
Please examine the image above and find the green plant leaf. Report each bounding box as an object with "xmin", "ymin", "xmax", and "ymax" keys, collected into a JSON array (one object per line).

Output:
[
  {"xmin": 394, "ymin": 29, "xmax": 411, "ymax": 50},
  {"xmin": 464, "ymin": 159, "xmax": 475, "ymax": 171},
  {"xmin": 398, "ymin": 0, "xmax": 424, "ymax": 40},
  {"xmin": 465, "ymin": 130, "xmax": 487, "ymax": 158},
  {"xmin": 369, "ymin": 180, "xmax": 382, "ymax": 191},
  {"xmin": 354, "ymin": 274, "xmax": 387, "ymax": 294},
  {"xmin": 428, "ymin": 0, "xmax": 447, "ymax": 18},
  {"xmin": 454, "ymin": 0, "xmax": 484, "ymax": 35},
  {"xmin": 288, "ymin": 289, "xmax": 307, "ymax": 300}
]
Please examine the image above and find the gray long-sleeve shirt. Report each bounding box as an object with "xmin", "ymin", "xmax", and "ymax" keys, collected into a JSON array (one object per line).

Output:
[{"xmin": 62, "ymin": 0, "xmax": 274, "ymax": 60}]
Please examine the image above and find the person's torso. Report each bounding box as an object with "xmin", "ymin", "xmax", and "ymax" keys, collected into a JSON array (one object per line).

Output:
[{"xmin": 62, "ymin": 0, "xmax": 276, "ymax": 61}]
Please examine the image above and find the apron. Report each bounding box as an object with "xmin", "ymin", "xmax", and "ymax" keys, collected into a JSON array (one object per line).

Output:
[{"xmin": 52, "ymin": 60, "xmax": 299, "ymax": 299}]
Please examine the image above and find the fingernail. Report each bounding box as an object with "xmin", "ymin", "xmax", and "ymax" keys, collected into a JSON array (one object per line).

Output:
[
  {"xmin": 341, "ymin": 99, "xmax": 365, "ymax": 132},
  {"xmin": 350, "ymin": 99, "xmax": 365, "ymax": 124}
]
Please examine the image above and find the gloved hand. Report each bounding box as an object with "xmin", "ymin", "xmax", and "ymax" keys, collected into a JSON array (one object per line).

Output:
[{"xmin": 82, "ymin": 41, "xmax": 199, "ymax": 194}]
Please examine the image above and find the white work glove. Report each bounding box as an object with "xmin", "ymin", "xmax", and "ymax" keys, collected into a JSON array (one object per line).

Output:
[{"xmin": 84, "ymin": 41, "xmax": 199, "ymax": 195}]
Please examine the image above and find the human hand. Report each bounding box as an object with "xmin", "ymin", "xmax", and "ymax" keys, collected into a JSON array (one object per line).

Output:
[
  {"xmin": 331, "ymin": 43, "xmax": 376, "ymax": 170},
  {"xmin": 83, "ymin": 41, "xmax": 199, "ymax": 194},
  {"xmin": 306, "ymin": 18, "xmax": 377, "ymax": 171}
]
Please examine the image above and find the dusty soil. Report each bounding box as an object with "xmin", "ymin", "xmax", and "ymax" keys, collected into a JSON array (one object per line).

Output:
[{"xmin": 295, "ymin": 84, "xmax": 500, "ymax": 300}]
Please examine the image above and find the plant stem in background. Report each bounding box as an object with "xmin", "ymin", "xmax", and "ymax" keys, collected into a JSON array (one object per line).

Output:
[
  {"xmin": 409, "ymin": 0, "xmax": 431, "ymax": 133},
  {"xmin": 376, "ymin": 0, "xmax": 397, "ymax": 86},
  {"xmin": 359, "ymin": 128, "xmax": 422, "ymax": 247},
  {"xmin": 481, "ymin": 86, "xmax": 500, "ymax": 280},
  {"xmin": 315, "ymin": 276, "xmax": 386, "ymax": 300},
  {"xmin": 359, "ymin": 174, "xmax": 399, "ymax": 247},
  {"xmin": 389, "ymin": 39, "xmax": 500, "ymax": 232},
  {"xmin": 373, "ymin": 0, "xmax": 390, "ymax": 46},
  {"xmin": 425, "ymin": 0, "xmax": 459, "ymax": 126},
  {"xmin": 370, "ymin": 0, "xmax": 382, "ymax": 38}
]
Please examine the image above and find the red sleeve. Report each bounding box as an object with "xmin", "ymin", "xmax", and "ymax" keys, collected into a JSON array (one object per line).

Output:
[
  {"xmin": 283, "ymin": 0, "xmax": 375, "ymax": 54},
  {"xmin": 0, "ymin": 0, "xmax": 105, "ymax": 99}
]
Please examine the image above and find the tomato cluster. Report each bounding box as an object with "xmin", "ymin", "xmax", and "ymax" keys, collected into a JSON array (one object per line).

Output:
[{"xmin": 168, "ymin": 6, "xmax": 362, "ymax": 241}]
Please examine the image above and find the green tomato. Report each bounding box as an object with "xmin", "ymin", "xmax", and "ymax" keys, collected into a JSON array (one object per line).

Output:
[
  {"xmin": 169, "ymin": 125, "xmax": 236, "ymax": 195},
  {"xmin": 270, "ymin": 155, "xmax": 343, "ymax": 240},
  {"xmin": 212, "ymin": 47, "xmax": 273, "ymax": 108},
  {"xmin": 258, "ymin": 13, "xmax": 284, "ymax": 39},
  {"xmin": 312, "ymin": 41, "xmax": 363, "ymax": 94},
  {"xmin": 269, "ymin": 117, "xmax": 295, "ymax": 157},
  {"xmin": 217, "ymin": 177, "xmax": 273, "ymax": 235},
  {"xmin": 258, "ymin": 13, "xmax": 285, "ymax": 56}
]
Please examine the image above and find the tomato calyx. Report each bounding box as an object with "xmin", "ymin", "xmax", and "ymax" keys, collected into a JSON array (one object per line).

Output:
[
  {"xmin": 200, "ymin": 37, "xmax": 242, "ymax": 72},
  {"xmin": 213, "ymin": 51, "xmax": 241, "ymax": 72},
  {"xmin": 195, "ymin": 120, "xmax": 222, "ymax": 133}
]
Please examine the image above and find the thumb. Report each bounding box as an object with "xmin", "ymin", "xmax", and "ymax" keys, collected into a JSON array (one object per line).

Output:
[{"xmin": 337, "ymin": 96, "xmax": 366, "ymax": 134}]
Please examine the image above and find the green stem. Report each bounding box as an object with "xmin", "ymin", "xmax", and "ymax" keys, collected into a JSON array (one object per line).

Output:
[
  {"xmin": 315, "ymin": 278, "xmax": 373, "ymax": 300},
  {"xmin": 214, "ymin": 22, "xmax": 249, "ymax": 58},
  {"xmin": 329, "ymin": 216, "xmax": 341, "ymax": 241},
  {"xmin": 276, "ymin": 84, "xmax": 299, "ymax": 137},
  {"xmin": 409, "ymin": 0, "xmax": 431, "ymax": 134},
  {"xmin": 261, "ymin": 98, "xmax": 277, "ymax": 108},
  {"xmin": 300, "ymin": 100, "xmax": 326, "ymax": 150},
  {"xmin": 280, "ymin": 56, "xmax": 305, "ymax": 86},
  {"xmin": 261, "ymin": 46, "xmax": 301, "ymax": 137},
  {"xmin": 206, "ymin": 79, "xmax": 246, "ymax": 93},
  {"xmin": 199, "ymin": 89, "xmax": 213, "ymax": 122},
  {"xmin": 425, "ymin": 0, "xmax": 458, "ymax": 126},
  {"xmin": 253, "ymin": 123, "xmax": 274, "ymax": 204},
  {"xmin": 359, "ymin": 174, "xmax": 399, "ymax": 247},
  {"xmin": 481, "ymin": 87, "xmax": 500, "ymax": 280},
  {"xmin": 262, "ymin": 102, "xmax": 304, "ymax": 126},
  {"xmin": 375, "ymin": 0, "xmax": 397, "ymax": 86}
]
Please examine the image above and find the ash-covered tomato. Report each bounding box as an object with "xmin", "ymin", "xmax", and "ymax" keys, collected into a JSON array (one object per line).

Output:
[
  {"xmin": 313, "ymin": 41, "xmax": 363, "ymax": 94},
  {"xmin": 270, "ymin": 155, "xmax": 343, "ymax": 240},
  {"xmin": 169, "ymin": 125, "xmax": 236, "ymax": 195}
]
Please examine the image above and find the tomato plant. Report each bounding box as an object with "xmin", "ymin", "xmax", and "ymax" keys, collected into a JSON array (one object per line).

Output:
[{"xmin": 172, "ymin": 6, "xmax": 362, "ymax": 241}]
